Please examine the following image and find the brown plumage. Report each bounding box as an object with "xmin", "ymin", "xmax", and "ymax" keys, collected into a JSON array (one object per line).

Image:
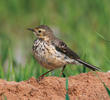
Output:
[{"xmin": 28, "ymin": 25, "xmax": 100, "ymax": 80}]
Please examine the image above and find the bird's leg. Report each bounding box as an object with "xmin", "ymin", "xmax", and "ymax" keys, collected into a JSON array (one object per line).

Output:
[
  {"xmin": 59, "ymin": 65, "xmax": 66, "ymax": 77},
  {"xmin": 38, "ymin": 69, "xmax": 54, "ymax": 81}
]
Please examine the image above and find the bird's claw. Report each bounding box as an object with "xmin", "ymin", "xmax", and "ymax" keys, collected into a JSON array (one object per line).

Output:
[
  {"xmin": 59, "ymin": 72, "xmax": 66, "ymax": 77},
  {"xmin": 37, "ymin": 75, "xmax": 44, "ymax": 82}
]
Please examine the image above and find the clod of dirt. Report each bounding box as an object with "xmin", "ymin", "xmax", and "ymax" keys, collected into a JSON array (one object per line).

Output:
[{"xmin": 0, "ymin": 72, "xmax": 110, "ymax": 100}]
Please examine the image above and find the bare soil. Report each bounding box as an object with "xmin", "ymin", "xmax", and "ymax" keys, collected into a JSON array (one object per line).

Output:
[{"xmin": 0, "ymin": 72, "xmax": 110, "ymax": 100}]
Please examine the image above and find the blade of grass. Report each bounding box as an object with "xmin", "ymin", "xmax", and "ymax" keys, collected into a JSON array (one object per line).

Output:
[
  {"xmin": 96, "ymin": 32, "xmax": 110, "ymax": 42},
  {"xmin": 82, "ymin": 66, "xmax": 86, "ymax": 73},
  {"xmin": 2, "ymin": 95, "xmax": 7, "ymax": 100},
  {"xmin": 7, "ymin": 48, "xmax": 15, "ymax": 81},
  {"xmin": 93, "ymin": 72, "xmax": 110, "ymax": 96},
  {"xmin": 103, "ymin": 82, "xmax": 110, "ymax": 96},
  {"xmin": 0, "ymin": 60, "xmax": 4, "ymax": 78},
  {"xmin": 65, "ymin": 78, "xmax": 70, "ymax": 100}
]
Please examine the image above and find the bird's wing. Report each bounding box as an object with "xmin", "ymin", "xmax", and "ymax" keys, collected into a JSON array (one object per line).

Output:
[
  {"xmin": 52, "ymin": 38, "xmax": 100, "ymax": 71},
  {"xmin": 52, "ymin": 38, "xmax": 80, "ymax": 59}
]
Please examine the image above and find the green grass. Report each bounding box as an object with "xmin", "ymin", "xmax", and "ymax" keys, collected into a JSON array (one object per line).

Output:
[
  {"xmin": 65, "ymin": 78, "xmax": 70, "ymax": 100},
  {"xmin": 0, "ymin": 0, "xmax": 110, "ymax": 81},
  {"xmin": 103, "ymin": 82, "xmax": 110, "ymax": 96},
  {"xmin": 2, "ymin": 95, "xmax": 7, "ymax": 100},
  {"xmin": 94, "ymin": 72, "xmax": 110, "ymax": 97}
]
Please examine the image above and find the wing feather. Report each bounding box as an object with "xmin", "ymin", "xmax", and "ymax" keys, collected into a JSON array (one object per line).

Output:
[{"xmin": 52, "ymin": 38, "xmax": 80, "ymax": 59}]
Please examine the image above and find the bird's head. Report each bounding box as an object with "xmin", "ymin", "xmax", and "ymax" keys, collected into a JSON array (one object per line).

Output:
[{"xmin": 27, "ymin": 25, "xmax": 54, "ymax": 41}]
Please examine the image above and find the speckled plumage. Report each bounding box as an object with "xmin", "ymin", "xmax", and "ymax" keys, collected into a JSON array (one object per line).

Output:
[
  {"xmin": 28, "ymin": 25, "xmax": 100, "ymax": 80},
  {"xmin": 32, "ymin": 39, "xmax": 79, "ymax": 70}
]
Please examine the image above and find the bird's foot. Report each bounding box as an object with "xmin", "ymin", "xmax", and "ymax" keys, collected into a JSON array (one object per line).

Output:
[
  {"xmin": 37, "ymin": 75, "xmax": 44, "ymax": 82},
  {"xmin": 62, "ymin": 73, "xmax": 66, "ymax": 77},
  {"xmin": 59, "ymin": 72, "xmax": 66, "ymax": 77}
]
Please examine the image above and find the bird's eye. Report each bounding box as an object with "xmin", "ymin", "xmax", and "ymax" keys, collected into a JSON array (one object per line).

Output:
[{"xmin": 38, "ymin": 30, "xmax": 41, "ymax": 33}]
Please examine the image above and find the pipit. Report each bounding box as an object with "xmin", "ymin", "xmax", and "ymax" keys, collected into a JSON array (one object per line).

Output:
[{"xmin": 28, "ymin": 25, "xmax": 100, "ymax": 80}]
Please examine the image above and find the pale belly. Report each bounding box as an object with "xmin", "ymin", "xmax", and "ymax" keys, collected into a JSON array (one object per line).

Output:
[{"xmin": 32, "ymin": 40, "xmax": 74, "ymax": 70}]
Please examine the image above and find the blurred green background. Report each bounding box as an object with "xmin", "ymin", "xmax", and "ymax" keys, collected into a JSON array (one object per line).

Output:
[{"xmin": 0, "ymin": 0, "xmax": 110, "ymax": 81}]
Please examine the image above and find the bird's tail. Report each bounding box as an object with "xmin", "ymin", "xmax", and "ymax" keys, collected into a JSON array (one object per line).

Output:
[{"xmin": 76, "ymin": 59, "xmax": 100, "ymax": 71}]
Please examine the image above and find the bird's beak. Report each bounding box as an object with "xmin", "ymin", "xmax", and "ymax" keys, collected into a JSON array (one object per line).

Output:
[{"xmin": 27, "ymin": 28, "xmax": 35, "ymax": 32}]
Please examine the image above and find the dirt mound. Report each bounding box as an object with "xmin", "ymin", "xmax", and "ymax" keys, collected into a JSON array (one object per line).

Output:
[{"xmin": 0, "ymin": 72, "xmax": 110, "ymax": 100}]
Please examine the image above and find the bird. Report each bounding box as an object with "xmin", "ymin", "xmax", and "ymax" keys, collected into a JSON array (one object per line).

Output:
[{"xmin": 27, "ymin": 25, "xmax": 100, "ymax": 80}]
